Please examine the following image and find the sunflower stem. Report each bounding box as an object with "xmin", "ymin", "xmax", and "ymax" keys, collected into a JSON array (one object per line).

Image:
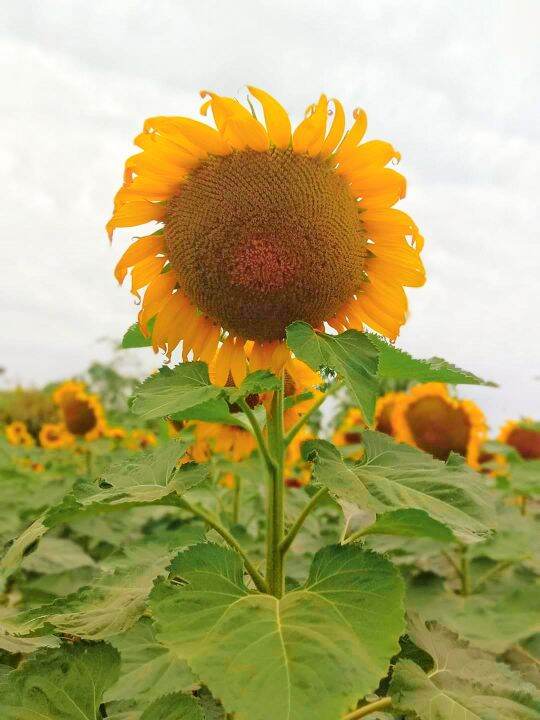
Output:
[
  {"xmin": 280, "ymin": 487, "xmax": 328, "ymax": 555},
  {"xmin": 265, "ymin": 375, "xmax": 285, "ymax": 597},
  {"xmin": 237, "ymin": 397, "xmax": 276, "ymax": 474},
  {"xmin": 284, "ymin": 379, "xmax": 344, "ymax": 448},
  {"xmin": 179, "ymin": 497, "xmax": 268, "ymax": 594},
  {"xmin": 342, "ymin": 697, "xmax": 392, "ymax": 719}
]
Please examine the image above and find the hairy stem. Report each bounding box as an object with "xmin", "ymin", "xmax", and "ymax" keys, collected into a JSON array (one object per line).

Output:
[
  {"xmin": 284, "ymin": 379, "xmax": 344, "ymax": 447},
  {"xmin": 342, "ymin": 697, "xmax": 392, "ymax": 719},
  {"xmin": 266, "ymin": 376, "xmax": 285, "ymax": 597},
  {"xmin": 179, "ymin": 497, "xmax": 268, "ymax": 593},
  {"xmin": 238, "ymin": 397, "xmax": 276, "ymax": 473},
  {"xmin": 280, "ymin": 487, "xmax": 329, "ymax": 555}
]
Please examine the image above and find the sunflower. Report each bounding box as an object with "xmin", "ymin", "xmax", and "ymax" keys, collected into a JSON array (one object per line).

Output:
[
  {"xmin": 498, "ymin": 419, "xmax": 540, "ymax": 460},
  {"xmin": 107, "ymin": 87, "xmax": 425, "ymax": 379},
  {"xmin": 39, "ymin": 423, "xmax": 74, "ymax": 450},
  {"xmin": 374, "ymin": 391, "xmax": 405, "ymax": 436},
  {"xmin": 190, "ymin": 422, "xmax": 256, "ymax": 463},
  {"xmin": 284, "ymin": 426, "xmax": 314, "ymax": 488},
  {"xmin": 332, "ymin": 407, "xmax": 365, "ymax": 448},
  {"xmin": 392, "ymin": 383, "xmax": 487, "ymax": 468},
  {"xmin": 104, "ymin": 426, "xmax": 128, "ymax": 440},
  {"xmin": 53, "ymin": 381, "xmax": 106, "ymax": 441},
  {"xmin": 5, "ymin": 421, "xmax": 35, "ymax": 447},
  {"xmin": 125, "ymin": 429, "xmax": 158, "ymax": 450}
]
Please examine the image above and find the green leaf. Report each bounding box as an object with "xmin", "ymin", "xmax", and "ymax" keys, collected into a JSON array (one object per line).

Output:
[
  {"xmin": 140, "ymin": 693, "xmax": 204, "ymax": 720},
  {"xmin": 0, "ymin": 641, "xmax": 120, "ymax": 719},
  {"xmin": 507, "ymin": 459, "xmax": 540, "ymax": 496},
  {"xmin": 308, "ymin": 433, "xmax": 495, "ymax": 544},
  {"xmin": 151, "ymin": 542, "xmax": 404, "ymax": 720},
  {"xmin": 358, "ymin": 509, "xmax": 455, "ymax": 543},
  {"xmin": 286, "ymin": 322, "xmax": 379, "ymax": 423},
  {"xmin": 226, "ymin": 370, "xmax": 280, "ymax": 403},
  {"xmin": 105, "ymin": 618, "xmax": 196, "ymax": 704},
  {"xmin": 130, "ymin": 363, "xmax": 224, "ymax": 420},
  {"xmin": 366, "ymin": 333, "xmax": 496, "ymax": 386},
  {"xmin": 0, "ymin": 441, "xmax": 206, "ymax": 584},
  {"xmin": 122, "ymin": 318, "xmax": 155, "ymax": 348},
  {"xmin": 9, "ymin": 528, "xmax": 204, "ymax": 640},
  {"xmin": 390, "ymin": 615, "xmax": 540, "ymax": 719},
  {"xmin": 407, "ymin": 570, "xmax": 540, "ymax": 654},
  {"xmin": 0, "ymin": 607, "xmax": 60, "ymax": 654},
  {"xmin": 22, "ymin": 537, "xmax": 96, "ymax": 575}
]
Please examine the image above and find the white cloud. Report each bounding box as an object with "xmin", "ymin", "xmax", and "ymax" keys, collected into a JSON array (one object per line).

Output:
[{"xmin": 1, "ymin": 0, "xmax": 539, "ymax": 430}]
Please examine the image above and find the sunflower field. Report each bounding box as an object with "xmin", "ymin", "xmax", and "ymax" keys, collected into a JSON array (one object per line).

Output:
[{"xmin": 1, "ymin": 88, "xmax": 539, "ymax": 720}]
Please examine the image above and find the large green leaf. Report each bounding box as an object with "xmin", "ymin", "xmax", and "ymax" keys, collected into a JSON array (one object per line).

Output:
[
  {"xmin": 140, "ymin": 693, "xmax": 204, "ymax": 720},
  {"xmin": 308, "ymin": 433, "xmax": 495, "ymax": 543},
  {"xmin": 390, "ymin": 615, "xmax": 540, "ymax": 719},
  {"xmin": 366, "ymin": 333, "xmax": 495, "ymax": 386},
  {"xmin": 358, "ymin": 509, "xmax": 455, "ymax": 543},
  {"xmin": 507, "ymin": 459, "xmax": 540, "ymax": 496},
  {"xmin": 105, "ymin": 618, "xmax": 196, "ymax": 704},
  {"xmin": 151, "ymin": 542, "xmax": 404, "ymax": 720},
  {"xmin": 408, "ymin": 570, "xmax": 540, "ymax": 654},
  {"xmin": 0, "ymin": 642, "xmax": 120, "ymax": 719},
  {"xmin": 286, "ymin": 322, "xmax": 379, "ymax": 423},
  {"xmin": 130, "ymin": 363, "xmax": 224, "ymax": 420},
  {"xmin": 0, "ymin": 441, "xmax": 206, "ymax": 583},
  {"xmin": 7, "ymin": 528, "xmax": 204, "ymax": 641}
]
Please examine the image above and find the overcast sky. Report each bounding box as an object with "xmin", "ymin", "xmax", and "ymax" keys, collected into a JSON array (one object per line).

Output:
[{"xmin": 1, "ymin": 0, "xmax": 539, "ymax": 431}]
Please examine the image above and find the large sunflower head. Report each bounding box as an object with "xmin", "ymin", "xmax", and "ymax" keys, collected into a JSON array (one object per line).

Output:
[
  {"xmin": 108, "ymin": 87, "xmax": 425, "ymax": 379},
  {"xmin": 191, "ymin": 422, "xmax": 256, "ymax": 464},
  {"xmin": 53, "ymin": 381, "xmax": 105, "ymax": 441},
  {"xmin": 374, "ymin": 391, "xmax": 406, "ymax": 436},
  {"xmin": 498, "ymin": 419, "xmax": 540, "ymax": 460},
  {"xmin": 5, "ymin": 421, "xmax": 35, "ymax": 447},
  {"xmin": 39, "ymin": 423, "xmax": 74, "ymax": 450},
  {"xmin": 392, "ymin": 383, "xmax": 487, "ymax": 468}
]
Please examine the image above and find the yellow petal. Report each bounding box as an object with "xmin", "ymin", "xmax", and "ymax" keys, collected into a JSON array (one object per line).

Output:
[
  {"xmin": 115, "ymin": 234, "xmax": 165, "ymax": 284},
  {"xmin": 144, "ymin": 116, "xmax": 230, "ymax": 156},
  {"xmin": 335, "ymin": 108, "xmax": 367, "ymax": 159},
  {"xmin": 247, "ymin": 86, "xmax": 291, "ymax": 149},
  {"xmin": 292, "ymin": 95, "xmax": 328, "ymax": 156},
  {"xmin": 130, "ymin": 256, "xmax": 167, "ymax": 298},
  {"xmin": 214, "ymin": 335, "xmax": 235, "ymax": 386},
  {"xmin": 202, "ymin": 92, "xmax": 269, "ymax": 151},
  {"xmin": 230, "ymin": 338, "xmax": 248, "ymax": 386},
  {"xmin": 320, "ymin": 98, "xmax": 345, "ymax": 158},
  {"xmin": 106, "ymin": 201, "xmax": 166, "ymax": 239}
]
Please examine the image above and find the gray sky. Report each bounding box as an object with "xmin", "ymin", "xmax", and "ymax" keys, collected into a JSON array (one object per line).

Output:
[{"xmin": 1, "ymin": 0, "xmax": 539, "ymax": 432}]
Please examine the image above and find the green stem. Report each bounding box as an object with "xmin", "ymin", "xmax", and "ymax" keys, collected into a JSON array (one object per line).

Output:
[
  {"xmin": 342, "ymin": 697, "xmax": 392, "ymax": 719},
  {"xmin": 232, "ymin": 475, "xmax": 242, "ymax": 525},
  {"xmin": 179, "ymin": 497, "xmax": 268, "ymax": 594},
  {"xmin": 280, "ymin": 487, "xmax": 328, "ymax": 555},
  {"xmin": 459, "ymin": 545, "xmax": 471, "ymax": 596},
  {"xmin": 519, "ymin": 495, "xmax": 528, "ymax": 516},
  {"xmin": 442, "ymin": 550, "xmax": 461, "ymax": 576},
  {"xmin": 84, "ymin": 447, "xmax": 94, "ymax": 479},
  {"xmin": 238, "ymin": 397, "xmax": 276, "ymax": 473},
  {"xmin": 284, "ymin": 379, "xmax": 344, "ymax": 447},
  {"xmin": 265, "ymin": 376, "xmax": 285, "ymax": 597},
  {"xmin": 341, "ymin": 525, "xmax": 372, "ymax": 546},
  {"xmin": 474, "ymin": 559, "xmax": 514, "ymax": 593}
]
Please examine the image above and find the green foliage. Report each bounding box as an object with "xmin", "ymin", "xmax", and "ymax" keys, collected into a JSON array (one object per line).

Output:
[
  {"xmin": 390, "ymin": 615, "xmax": 540, "ymax": 719},
  {"xmin": 151, "ymin": 542, "xmax": 404, "ymax": 720},
  {"xmin": 0, "ymin": 642, "xmax": 120, "ymax": 719},
  {"xmin": 286, "ymin": 321, "xmax": 379, "ymax": 422},
  {"xmin": 122, "ymin": 318, "xmax": 155, "ymax": 348},
  {"xmin": 307, "ymin": 432, "xmax": 495, "ymax": 543}
]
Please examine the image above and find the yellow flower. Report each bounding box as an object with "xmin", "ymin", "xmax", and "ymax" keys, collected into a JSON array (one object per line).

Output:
[
  {"xmin": 392, "ymin": 383, "xmax": 487, "ymax": 468},
  {"xmin": 498, "ymin": 419, "xmax": 540, "ymax": 460},
  {"xmin": 5, "ymin": 421, "xmax": 35, "ymax": 447},
  {"xmin": 104, "ymin": 426, "xmax": 128, "ymax": 440},
  {"xmin": 374, "ymin": 391, "xmax": 406, "ymax": 436},
  {"xmin": 125, "ymin": 429, "xmax": 158, "ymax": 450},
  {"xmin": 333, "ymin": 408, "xmax": 365, "ymax": 447},
  {"xmin": 284, "ymin": 426, "xmax": 314, "ymax": 488},
  {"xmin": 53, "ymin": 382, "xmax": 106, "ymax": 441},
  {"xmin": 39, "ymin": 423, "xmax": 74, "ymax": 449},
  {"xmin": 19, "ymin": 458, "xmax": 46, "ymax": 473},
  {"xmin": 108, "ymin": 87, "xmax": 425, "ymax": 379},
  {"xmin": 191, "ymin": 422, "xmax": 256, "ymax": 463}
]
